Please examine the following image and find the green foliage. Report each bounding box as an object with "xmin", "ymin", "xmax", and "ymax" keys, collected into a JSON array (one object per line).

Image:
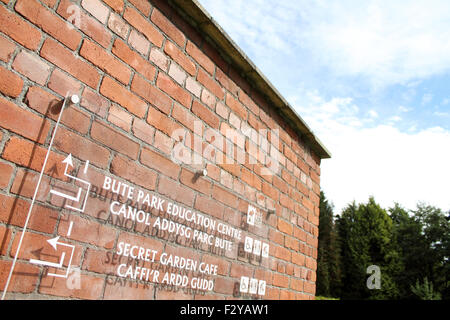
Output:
[
  {"xmin": 316, "ymin": 191, "xmax": 341, "ymax": 298},
  {"xmin": 410, "ymin": 277, "xmax": 442, "ymax": 300},
  {"xmin": 336, "ymin": 197, "xmax": 401, "ymax": 299},
  {"xmin": 316, "ymin": 195, "xmax": 449, "ymax": 300}
]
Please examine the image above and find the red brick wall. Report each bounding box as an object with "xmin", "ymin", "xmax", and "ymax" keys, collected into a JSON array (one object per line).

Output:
[{"xmin": 0, "ymin": 0, "xmax": 321, "ymax": 300}]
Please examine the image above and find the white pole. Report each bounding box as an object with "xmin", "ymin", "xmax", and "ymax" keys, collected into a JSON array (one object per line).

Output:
[{"xmin": 1, "ymin": 95, "xmax": 78, "ymax": 300}]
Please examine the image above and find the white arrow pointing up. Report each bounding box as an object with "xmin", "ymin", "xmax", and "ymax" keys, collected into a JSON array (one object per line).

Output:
[{"xmin": 62, "ymin": 154, "xmax": 73, "ymax": 167}]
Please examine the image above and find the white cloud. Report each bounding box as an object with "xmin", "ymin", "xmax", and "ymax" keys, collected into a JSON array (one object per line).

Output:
[
  {"xmin": 368, "ymin": 110, "xmax": 379, "ymax": 118},
  {"xmin": 421, "ymin": 93, "xmax": 433, "ymax": 105},
  {"xmin": 297, "ymin": 0, "xmax": 450, "ymax": 87},
  {"xmin": 290, "ymin": 91, "xmax": 450, "ymax": 213},
  {"xmin": 388, "ymin": 115, "xmax": 402, "ymax": 123},
  {"xmin": 201, "ymin": 0, "xmax": 450, "ymax": 88},
  {"xmin": 398, "ymin": 106, "xmax": 411, "ymax": 113}
]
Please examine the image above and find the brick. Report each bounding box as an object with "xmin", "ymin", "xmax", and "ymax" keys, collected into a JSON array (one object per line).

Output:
[
  {"xmin": 274, "ymin": 245, "xmax": 291, "ymax": 262},
  {"xmin": 113, "ymin": 40, "xmax": 157, "ymax": 82},
  {"xmin": 157, "ymin": 176, "xmax": 195, "ymax": 207},
  {"xmin": 192, "ymin": 100, "xmax": 219, "ymax": 129},
  {"xmin": 12, "ymin": 51, "xmax": 50, "ymax": 86},
  {"xmin": 214, "ymin": 277, "xmax": 235, "ymax": 295},
  {"xmin": 185, "ymin": 77, "xmax": 202, "ymax": 98},
  {"xmin": 91, "ymin": 120, "xmax": 140, "ymax": 159},
  {"xmin": 169, "ymin": 63, "xmax": 187, "ymax": 85},
  {"xmin": 147, "ymin": 105, "xmax": 182, "ymax": 138},
  {"xmin": 80, "ymin": 39, "xmax": 131, "ymax": 84},
  {"xmin": 226, "ymin": 92, "xmax": 248, "ymax": 120},
  {"xmin": 25, "ymin": 86, "xmax": 90, "ymax": 134},
  {"xmin": 0, "ymin": 34, "xmax": 16, "ymax": 62},
  {"xmin": 153, "ymin": 130, "xmax": 173, "ymax": 155},
  {"xmin": 10, "ymin": 231, "xmax": 81, "ymax": 268},
  {"xmin": 201, "ymin": 254, "xmax": 229, "ymax": 277},
  {"xmin": 239, "ymin": 90, "xmax": 260, "ymax": 116},
  {"xmin": 201, "ymin": 88, "xmax": 216, "ymax": 109},
  {"xmin": 171, "ymin": 103, "xmax": 196, "ymax": 132},
  {"xmin": 128, "ymin": 29, "xmax": 150, "ymax": 56},
  {"xmin": 292, "ymin": 252, "xmax": 305, "ymax": 267},
  {"xmin": 111, "ymin": 154, "xmax": 157, "ymax": 191},
  {"xmin": 10, "ymin": 168, "xmax": 51, "ymax": 201},
  {"xmin": 140, "ymin": 147, "xmax": 180, "ymax": 180},
  {"xmin": 103, "ymin": 0, "xmax": 124, "ymax": 13},
  {"xmin": 82, "ymin": 248, "xmax": 116, "ymax": 275},
  {"xmin": 278, "ymin": 218, "xmax": 293, "ymax": 235},
  {"xmin": 41, "ymin": 38, "xmax": 100, "ymax": 88},
  {"xmin": 0, "ymin": 65, "xmax": 24, "ymax": 98},
  {"xmin": 81, "ymin": 0, "xmax": 109, "ymax": 24},
  {"xmin": 230, "ymin": 262, "xmax": 253, "ymax": 279},
  {"xmin": 212, "ymin": 184, "xmax": 238, "ymax": 208},
  {"xmin": 155, "ymin": 289, "xmax": 193, "ymax": 300},
  {"xmin": 0, "ymin": 97, "xmax": 50, "ymax": 143},
  {"xmin": 39, "ymin": 272, "xmax": 105, "ymax": 299},
  {"xmin": 229, "ymin": 112, "xmax": 241, "ymax": 129},
  {"xmin": 0, "ymin": 6, "xmax": 41, "ymax": 50},
  {"xmin": 42, "ymin": 0, "xmax": 57, "ymax": 6},
  {"xmin": 241, "ymin": 167, "xmax": 261, "ymax": 191},
  {"xmin": 216, "ymin": 68, "xmax": 239, "ymax": 96},
  {"xmin": 124, "ymin": 7, "xmax": 163, "ymax": 47},
  {"xmin": 15, "ymin": 0, "xmax": 81, "ymax": 50},
  {"xmin": 131, "ymin": 75, "xmax": 171, "ymax": 114},
  {"xmin": 194, "ymin": 194, "xmax": 224, "ymax": 220},
  {"xmin": 180, "ymin": 168, "xmax": 212, "ymax": 195},
  {"xmin": 100, "ymin": 76, "xmax": 147, "ymax": 118},
  {"xmin": 150, "ymin": 47, "xmax": 169, "ymax": 71},
  {"xmin": 108, "ymin": 13, "xmax": 129, "ymax": 39},
  {"xmin": 0, "ymin": 162, "xmax": 13, "ymax": 189},
  {"xmin": 303, "ymin": 281, "xmax": 315, "ymax": 295},
  {"xmin": 2, "ymin": 136, "xmax": 67, "ymax": 179},
  {"xmin": 48, "ymin": 68, "xmax": 83, "ymax": 97},
  {"xmin": 0, "ymin": 260, "xmax": 39, "ymax": 294},
  {"xmin": 129, "ymin": 0, "xmax": 151, "ymax": 16},
  {"xmin": 197, "ymin": 68, "xmax": 224, "ymax": 100},
  {"xmin": 157, "ymin": 72, "xmax": 192, "ymax": 108},
  {"xmin": 54, "ymin": 127, "xmax": 110, "ymax": 169},
  {"xmin": 59, "ymin": 214, "xmax": 116, "ymax": 249},
  {"xmin": 186, "ymin": 40, "xmax": 214, "ymax": 75},
  {"xmin": 0, "ymin": 194, "xmax": 58, "ymax": 233},
  {"xmin": 215, "ymin": 102, "xmax": 229, "ymax": 119},
  {"xmin": 164, "ymin": 41, "xmax": 196, "ymax": 76},
  {"xmin": 273, "ymin": 273, "xmax": 289, "ymax": 288},
  {"xmin": 151, "ymin": 8, "xmax": 185, "ymax": 47},
  {"xmin": 58, "ymin": 0, "xmax": 112, "ymax": 48},
  {"xmin": 104, "ymin": 281, "xmax": 154, "ymax": 300},
  {"xmin": 81, "ymin": 87, "xmax": 109, "ymax": 117},
  {"xmin": 132, "ymin": 118, "xmax": 155, "ymax": 145},
  {"xmin": 108, "ymin": 104, "xmax": 132, "ymax": 131}
]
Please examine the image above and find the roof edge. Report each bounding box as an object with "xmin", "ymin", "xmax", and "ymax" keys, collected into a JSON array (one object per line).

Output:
[{"xmin": 168, "ymin": 0, "xmax": 332, "ymax": 159}]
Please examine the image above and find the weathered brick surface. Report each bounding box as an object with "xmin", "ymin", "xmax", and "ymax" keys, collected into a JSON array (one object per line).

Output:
[{"xmin": 0, "ymin": 0, "xmax": 321, "ymax": 301}]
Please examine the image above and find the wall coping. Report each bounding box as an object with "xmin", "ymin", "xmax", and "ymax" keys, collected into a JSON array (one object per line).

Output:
[{"xmin": 168, "ymin": 0, "xmax": 331, "ymax": 159}]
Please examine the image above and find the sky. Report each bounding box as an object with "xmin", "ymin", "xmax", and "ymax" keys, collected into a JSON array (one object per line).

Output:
[{"xmin": 197, "ymin": 0, "xmax": 450, "ymax": 214}]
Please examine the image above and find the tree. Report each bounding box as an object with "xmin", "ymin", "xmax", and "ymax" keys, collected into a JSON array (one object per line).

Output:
[
  {"xmin": 337, "ymin": 197, "xmax": 402, "ymax": 299},
  {"xmin": 316, "ymin": 191, "xmax": 341, "ymax": 298},
  {"xmin": 411, "ymin": 204, "xmax": 450, "ymax": 299}
]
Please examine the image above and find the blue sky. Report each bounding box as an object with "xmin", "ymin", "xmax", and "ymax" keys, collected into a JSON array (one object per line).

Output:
[{"xmin": 198, "ymin": 0, "xmax": 450, "ymax": 213}]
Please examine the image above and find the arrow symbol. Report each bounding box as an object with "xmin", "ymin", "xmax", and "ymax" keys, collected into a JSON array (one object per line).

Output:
[
  {"xmin": 62, "ymin": 154, "xmax": 73, "ymax": 175},
  {"xmin": 47, "ymin": 236, "xmax": 60, "ymax": 250}
]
